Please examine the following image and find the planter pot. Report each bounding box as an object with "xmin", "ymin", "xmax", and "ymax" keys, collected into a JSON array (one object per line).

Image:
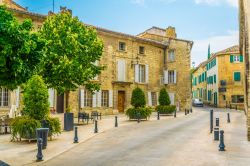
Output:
[{"xmin": 64, "ymin": 113, "xmax": 74, "ymax": 131}]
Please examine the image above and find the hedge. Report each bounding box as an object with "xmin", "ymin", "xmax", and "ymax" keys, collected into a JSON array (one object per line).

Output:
[
  {"xmin": 126, "ymin": 107, "xmax": 152, "ymax": 120},
  {"xmin": 156, "ymin": 105, "xmax": 176, "ymax": 114}
]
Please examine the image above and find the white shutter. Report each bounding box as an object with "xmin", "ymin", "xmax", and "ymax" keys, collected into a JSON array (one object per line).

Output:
[
  {"xmin": 156, "ymin": 92, "xmax": 159, "ymax": 105},
  {"xmin": 80, "ymin": 89, "xmax": 85, "ymax": 108},
  {"xmin": 92, "ymin": 91, "xmax": 97, "ymax": 107},
  {"xmin": 117, "ymin": 59, "xmax": 126, "ymax": 81},
  {"xmin": 148, "ymin": 92, "xmax": 152, "ymax": 106},
  {"xmin": 164, "ymin": 70, "xmax": 169, "ymax": 84},
  {"xmin": 97, "ymin": 90, "xmax": 102, "ymax": 107},
  {"xmin": 145, "ymin": 64, "xmax": 149, "ymax": 83},
  {"xmin": 48, "ymin": 88, "xmax": 54, "ymax": 108},
  {"xmin": 174, "ymin": 70, "xmax": 177, "ymax": 84},
  {"xmin": 109, "ymin": 90, "xmax": 113, "ymax": 108},
  {"xmin": 16, "ymin": 87, "xmax": 20, "ymax": 108},
  {"xmin": 169, "ymin": 93, "xmax": 175, "ymax": 105},
  {"xmin": 135, "ymin": 64, "xmax": 139, "ymax": 83}
]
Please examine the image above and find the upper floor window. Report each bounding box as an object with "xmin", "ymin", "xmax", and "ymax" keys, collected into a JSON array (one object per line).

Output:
[
  {"xmin": 84, "ymin": 90, "xmax": 93, "ymax": 107},
  {"xmin": 0, "ymin": 88, "xmax": 9, "ymax": 107},
  {"xmin": 139, "ymin": 65, "xmax": 146, "ymax": 83},
  {"xmin": 119, "ymin": 42, "xmax": 126, "ymax": 51},
  {"xmin": 101, "ymin": 90, "xmax": 109, "ymax": 107},
  {"xmin": 168, "ymin": 70, "xmax": 175, "ymax": 84},
  {"xmin": 135, "ymin": 64, "xmax": 148, "ymax": 83},
  {"xmin": 230, "ymin": 55, "xmax": 243, "ymax": 63},
  {"xmin": 168, "ymin": 50, "xmax": 175, "ymax": 62},
  {"xmin": 139, "ymin": 46, "xmax": 145, "ymax": 54}
]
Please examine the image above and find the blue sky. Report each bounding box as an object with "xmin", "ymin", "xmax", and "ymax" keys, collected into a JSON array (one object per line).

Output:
[{"xmin": 15, "ymin": 0, "xmax": 239, "ymax": 66}]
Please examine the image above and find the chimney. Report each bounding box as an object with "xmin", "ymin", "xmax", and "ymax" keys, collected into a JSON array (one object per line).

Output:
[{"xmin": 166, "ymin": 26, "xmax": 177, "ymax": 39}]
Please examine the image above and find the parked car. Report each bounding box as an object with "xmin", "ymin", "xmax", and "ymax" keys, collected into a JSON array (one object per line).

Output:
[{"xmin": 192, "ymin": 99, "xmax": 204, "ymax": 107}]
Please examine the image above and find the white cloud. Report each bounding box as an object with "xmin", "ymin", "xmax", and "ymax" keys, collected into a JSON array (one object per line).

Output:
[
  {"xmin": 191, "ymin": 30, "xmax": 239, "ymax": 67},
  {"xmin": 194, "ymin": 0, "xmax": 238, "ymax": 8}
]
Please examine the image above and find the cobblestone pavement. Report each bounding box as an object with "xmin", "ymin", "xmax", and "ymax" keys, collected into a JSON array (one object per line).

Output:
[{"xmin": 43, "ymin": 107, "xmax": 250, "ymax": 166}]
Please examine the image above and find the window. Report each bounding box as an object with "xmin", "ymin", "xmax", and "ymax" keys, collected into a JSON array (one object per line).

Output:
[
  {"xmin": 119, "ymin": 42, "xmax": 126, "ymax": 51},
  {"xmin": 0, "ymin": 88, "xmax": 9, "ymax": 107},
  {"xmin": 234, "ymin": 56, "xmax": 240, "ymax": 62},
  {"xmin": 101, "ymin": 90, "xmax": 109, "ymax": 107},
  {"xmin": 223, "ymin": 95, "xmax": 226, "ymax": 100},
  {"xmin": 84, "ymin": 90, "xmax": 93, "ymax": 107},
  {"xmin": 139, "ymin": 65, "xmax": 146, "ymax": 83},
  {"xmin": 231, "ymin": 95, "xmax": 244, "ymax": 103},
  {"xmin": 139, "ymin": 46, "xmax": 145, "ymax": 54},
  {"xmin": 230, "ymin": 55, "xmax": 243, "ymax": 63},
  {"xmin": 234, "ymin": 72, "xmax": 241, "ymax": 81},
  {"xmin": 168, "ymin": 50, "xmax": 175, "ymax": 62},
  {"xmin": 151, "ymin": 92, "xmax": 157, "ymax": 106},
  {"xmin": 168, "ymin": 70, "xmax": 175, "ymax": 84}
]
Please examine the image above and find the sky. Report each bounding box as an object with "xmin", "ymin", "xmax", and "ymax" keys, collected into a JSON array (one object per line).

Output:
[{"xmin": 14, "ymin": 0, "xmax": 239, "ymax": 67}]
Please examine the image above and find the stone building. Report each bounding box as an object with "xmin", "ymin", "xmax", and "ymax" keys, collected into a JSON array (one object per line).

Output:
[
  {"xmin": 0, "ymin": 0, "xmax": 193, "ymax": 116},
  {"xmin": 192, "ymin": 46, "xmax": 244, "ymax": 109},
  {"xmin": 239, "ymin": 0, "xmax": 250, "ymax": 140}
]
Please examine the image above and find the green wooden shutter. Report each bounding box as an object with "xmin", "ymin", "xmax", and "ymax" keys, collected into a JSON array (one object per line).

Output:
[
  {"xmin": 234, "ymin": 72, "xmax": 241, "ymax": 81},
  {"xmin": 230, "ymin": 55, "xmax": 234, "ymax": 63},
  {"xmin": 240, "ymin": 55, "xmax": 243, "ymax": 62},
  {"xmin": 214, "ymin": 75, "xmax": 216, "ymax": 83}
]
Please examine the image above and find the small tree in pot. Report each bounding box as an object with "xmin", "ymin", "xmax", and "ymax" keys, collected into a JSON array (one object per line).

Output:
[{"xmin": 156, "ymin": 88, "xmax": 176, "ymax": 115}]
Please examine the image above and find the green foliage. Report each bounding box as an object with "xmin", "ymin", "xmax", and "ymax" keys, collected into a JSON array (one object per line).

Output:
[
  {"xmin": 0, "ymin": 6, "xmax": 45, "ymax": 90},
  {"xmin": 39, "ymin": 10, "xmax": 104, "ymax": 95},
  {"xmin": 23, "ymin": 75, "xmax": 49, "ymax": 120},
  {"xmin": 11, "ymin": 116, "xmax": 41, "ymax": 140},
  {"xmin": 156, "ymin": 105, "xmax": 176, "ymax": 114},
  {"xmin": 159, "ymin": 88, "xmax": 170, "ymax": 106},
  {"xmin": 131, "ymin": 87, "xmax": 146, "ymax": 108},
  {"xmin": 126, "ymin": 107, "xmax": 152, "ymax": 120},
  {"xmin": 42, "ymin": 117, "xmax": 61, "ymax": 136}
]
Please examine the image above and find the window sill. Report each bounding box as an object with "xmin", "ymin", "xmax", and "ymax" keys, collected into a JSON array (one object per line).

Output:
[
  {"xmin": 135, "ymin": 82, "xmax": 148, "ymax": 85},
  {"xmin": 117, "ymin": 50, "xmax": 127, "ymax": 53},
  {"xmin": 167, "ymin": 60, "xmax": 176, "ymax": 63}
]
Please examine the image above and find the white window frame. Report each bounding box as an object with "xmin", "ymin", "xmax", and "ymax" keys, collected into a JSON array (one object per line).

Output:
[
  {"xmin": 0, "ymin": 88, "xmax": 9, "ymax": 107},
  {"xmin": 101, "ymin": 90, "xmax": 109, "ymax": 107},
  {"xmin": 84, "ymin": 90, "xmax": 93, "ymax": 107},
  {"xmin": 234, "ymin": 56, "xmax": 240, "ymax": 62},
  {"xmin": 168, "ymin": 70, "xmax": 175, "ymax": 84},
  {"xmin": 151, "ymin": 92, "xmax": 157, "ymax": 106}
]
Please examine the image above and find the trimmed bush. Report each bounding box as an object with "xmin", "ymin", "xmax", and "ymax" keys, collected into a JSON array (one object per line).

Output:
[
  {"xmin": 156, "ymin": 105, "xmax": 176, "ymax": 114},
  {"xmin": 126, "ymin": 107, "xmax": 152, "ymax": 120},
  {"xmin": 131, "ymin": 87, "xmax": 146, "ymax": 108},
  {"xmin": 23, "ymin": 75, "xmax": 50, "ymax": 120},
  {"xmin": 159, "ymin": 88, "xmax": 170, "ymax": 106},
  {"xmin": 11, "ymin": 116, "xmax": 41, "ymax": 140},
  {"xmin": 41, "ymin": 117, "xmax": 61, "ymax": 137}
]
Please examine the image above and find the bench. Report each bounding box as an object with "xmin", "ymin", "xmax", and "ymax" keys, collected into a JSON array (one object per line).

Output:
[
  {"xmin": 78, "ymin": 112, "xmax": 93, "ymax": 124},
  {"xmin": 91, "ymin": 111, "xmax": 102, "ymax": 120}
]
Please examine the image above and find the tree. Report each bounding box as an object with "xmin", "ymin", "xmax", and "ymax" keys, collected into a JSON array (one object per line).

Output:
[
  {"xmin": 0, "ymin": 6, "xmax": 45, "ymax": 90},
  {"xmin": 131, "ymin": 87, "xmax": 146, "ymax": 108},
  {"xmin": 159, "ymin": 88, "xmax": 170, "ymax": 106},
  {"xmin": 39, "ymin": 9, "xmax": 104, "ymax": 109},
  {"xmin": 23, "ymin": 75, "xmax": 49, "ymax": 120}
]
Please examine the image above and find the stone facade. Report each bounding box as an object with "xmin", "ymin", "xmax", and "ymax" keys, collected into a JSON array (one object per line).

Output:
[
  {"xmin": 239, "ymin": 0, "xmax": 250, "ymax": 141},
  {"xmin": 192, "ymin": 46, "xmax": 244, "ymax": 109},
  {"xmin": 0, "ymin": 0, "xmax": 193, "ymax": 117}
]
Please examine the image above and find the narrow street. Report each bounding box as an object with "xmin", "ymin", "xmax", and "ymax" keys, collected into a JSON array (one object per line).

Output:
[{"xmin": 43, "ymin": 108, "xmax": 250, "ymax": 166}]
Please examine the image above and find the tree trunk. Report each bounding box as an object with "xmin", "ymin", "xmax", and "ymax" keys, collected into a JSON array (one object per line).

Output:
[{"xmin": 65, "ymin": 91, "xmax": 70, "ymax": 110}]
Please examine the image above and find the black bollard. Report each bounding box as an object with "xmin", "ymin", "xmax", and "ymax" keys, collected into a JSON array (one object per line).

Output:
[
  {"xmin": 74, "ymin": 126, "xmax": 78, "ymax": 143},
  {"xmin": 174, "ymin": 109, "xmax": 176, "ymax": 118},
  {"xmin": 36, "ymin": 138, "xmax": 43, "ymax": 162},
  {"xmin": 216, "ymin": 118, "xmax": 219, "ymax": 127},
  {"xmin": 214, "ymin": 127, "xmax": 219, "ymax": 141},
  {"xmin": 230, "ymin": 104, "xmax": 232, "ymax": 109},
  {"xmin": 190, "ymin": 109, "xmax": 192, "ymax": 113},
  {"xmin": 115, "ymin": 116, "xmax": 118, "ymax": 127},
  {"xmin": 219, "ymin": 130, "xmax": 225, "ymax": 151},
  {"xmin": 94, "ymin": 120, "xmax": 98, "ymax": 133},
  {"xmin": 157, "ymin": 111, "xmax": 160, "ymax": 120},
  {"xmin": 185, "ymin": 109, "xmax": 187, "ymax": 115},
  {"xmin": 227, "ymin": 113, "xmax": 230, "ymax": 123},
  {"xmin": 210, "ymin": 110, "xmax": 213, "ymax": 133},
  {"xmin": 236, "ymin": 105, "xmax": 237, "ymax": 111}
]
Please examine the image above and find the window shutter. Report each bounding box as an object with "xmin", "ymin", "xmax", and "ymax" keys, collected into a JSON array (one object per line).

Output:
[
  {"xmin": 80, "ymin": 89, "xmax": 85, "ymax": 108},
  {"xmin": 230, "ymin": 55, "xmax": 234, "ymax": 63},
  {"xmin": 145, "ymin": 64, "xmax": 149, "ymax": 83},
  {"xmin": 174, "ymin": 70, "xmax": 177, "ymax": 84},
  {"xmin": 135, "ymin": 64, "xmax": 139, "ymax": 83},
  {"xmin": 169, "ymin": 93, "xmax": 175, "ymax": 105},
  {"xmin": 164, "ymin": 70, "xmax": 169, "ymax": 84},
  {"xmin": 97, "ymin": 90, "xmax": 102, "ymax": 107},
  {"xmin": 48, "ymin": 88, "xmax": 54, "ymax": 108},
  {"xmin": 16, "ymin": 87, "xmax": 20, "ymax": 108},
  {"xmin": 156, "ymin": 92, "xmax": 159, "ymax": 105},
  {"xmin": 148, "ymin": 92, "xmax": 152, "ymax": 106},
  {"xmin": 240, "ymin": 55, "xmax": 243, "ymax": 62},
  {"xmin": 234, "ymin": 72, "xmax": 241, "ymax": 81},
  {"xmin": 109, "ymin": 90, "xmax": 113, "ymax": 108},
  {"xmin": 92, "ymin": 91, "xmax": 97, "ymax": 107},
  {"xmin": 117, "ymin": 60, "xmax": 126, "ymax": 81}
]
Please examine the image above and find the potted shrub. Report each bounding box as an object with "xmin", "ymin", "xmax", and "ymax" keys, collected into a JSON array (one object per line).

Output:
[
  {"xmin": 64, "ymin": 106, "xmax": 74, "ymax": 131},
  {"xmin": 156, "ymin": 88, "xmax": 176, "ymax": 115},
  {"xmin": 126, "ymin": 87, "xmax": 152, "ymax": 120}
]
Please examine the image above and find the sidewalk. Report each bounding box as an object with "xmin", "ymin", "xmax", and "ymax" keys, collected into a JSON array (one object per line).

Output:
[{"xmin": 0, "ymin": 111, "xmax": 186, "ymax": 166}]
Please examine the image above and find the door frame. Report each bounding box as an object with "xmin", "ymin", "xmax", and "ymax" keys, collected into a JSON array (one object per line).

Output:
[{"xmin": 117, "ymin": 91, "xmax": 125, "ymax": 113}]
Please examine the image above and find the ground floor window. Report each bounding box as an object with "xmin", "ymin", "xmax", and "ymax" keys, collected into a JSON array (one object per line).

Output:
[
  {"xmin": 231, "ymin": 95, "xmax": 244, "ymax": 103},
  {"xmin": 151, "ymin": 92, "xmax": 157, "ymax": 106},
  {"xmin": 101, "ymin": 90, "xmax": 109, "ymax": 107},
  {"xmin": 0, "ymin": 88, "xmax": 9, "ymax": 107},
  {"xmin": 84, "ymin": 90, "xmax": 93, "ymax": 107}
]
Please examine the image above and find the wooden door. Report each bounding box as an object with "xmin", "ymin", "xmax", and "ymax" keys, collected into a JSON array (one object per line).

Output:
[
  {"xmin": 56, "ymin": 94, "xmax": 64, "ymax": 113},
  {"xmin": 118, "ymin": 91, "xmax": 125, "ymax": 113}
]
